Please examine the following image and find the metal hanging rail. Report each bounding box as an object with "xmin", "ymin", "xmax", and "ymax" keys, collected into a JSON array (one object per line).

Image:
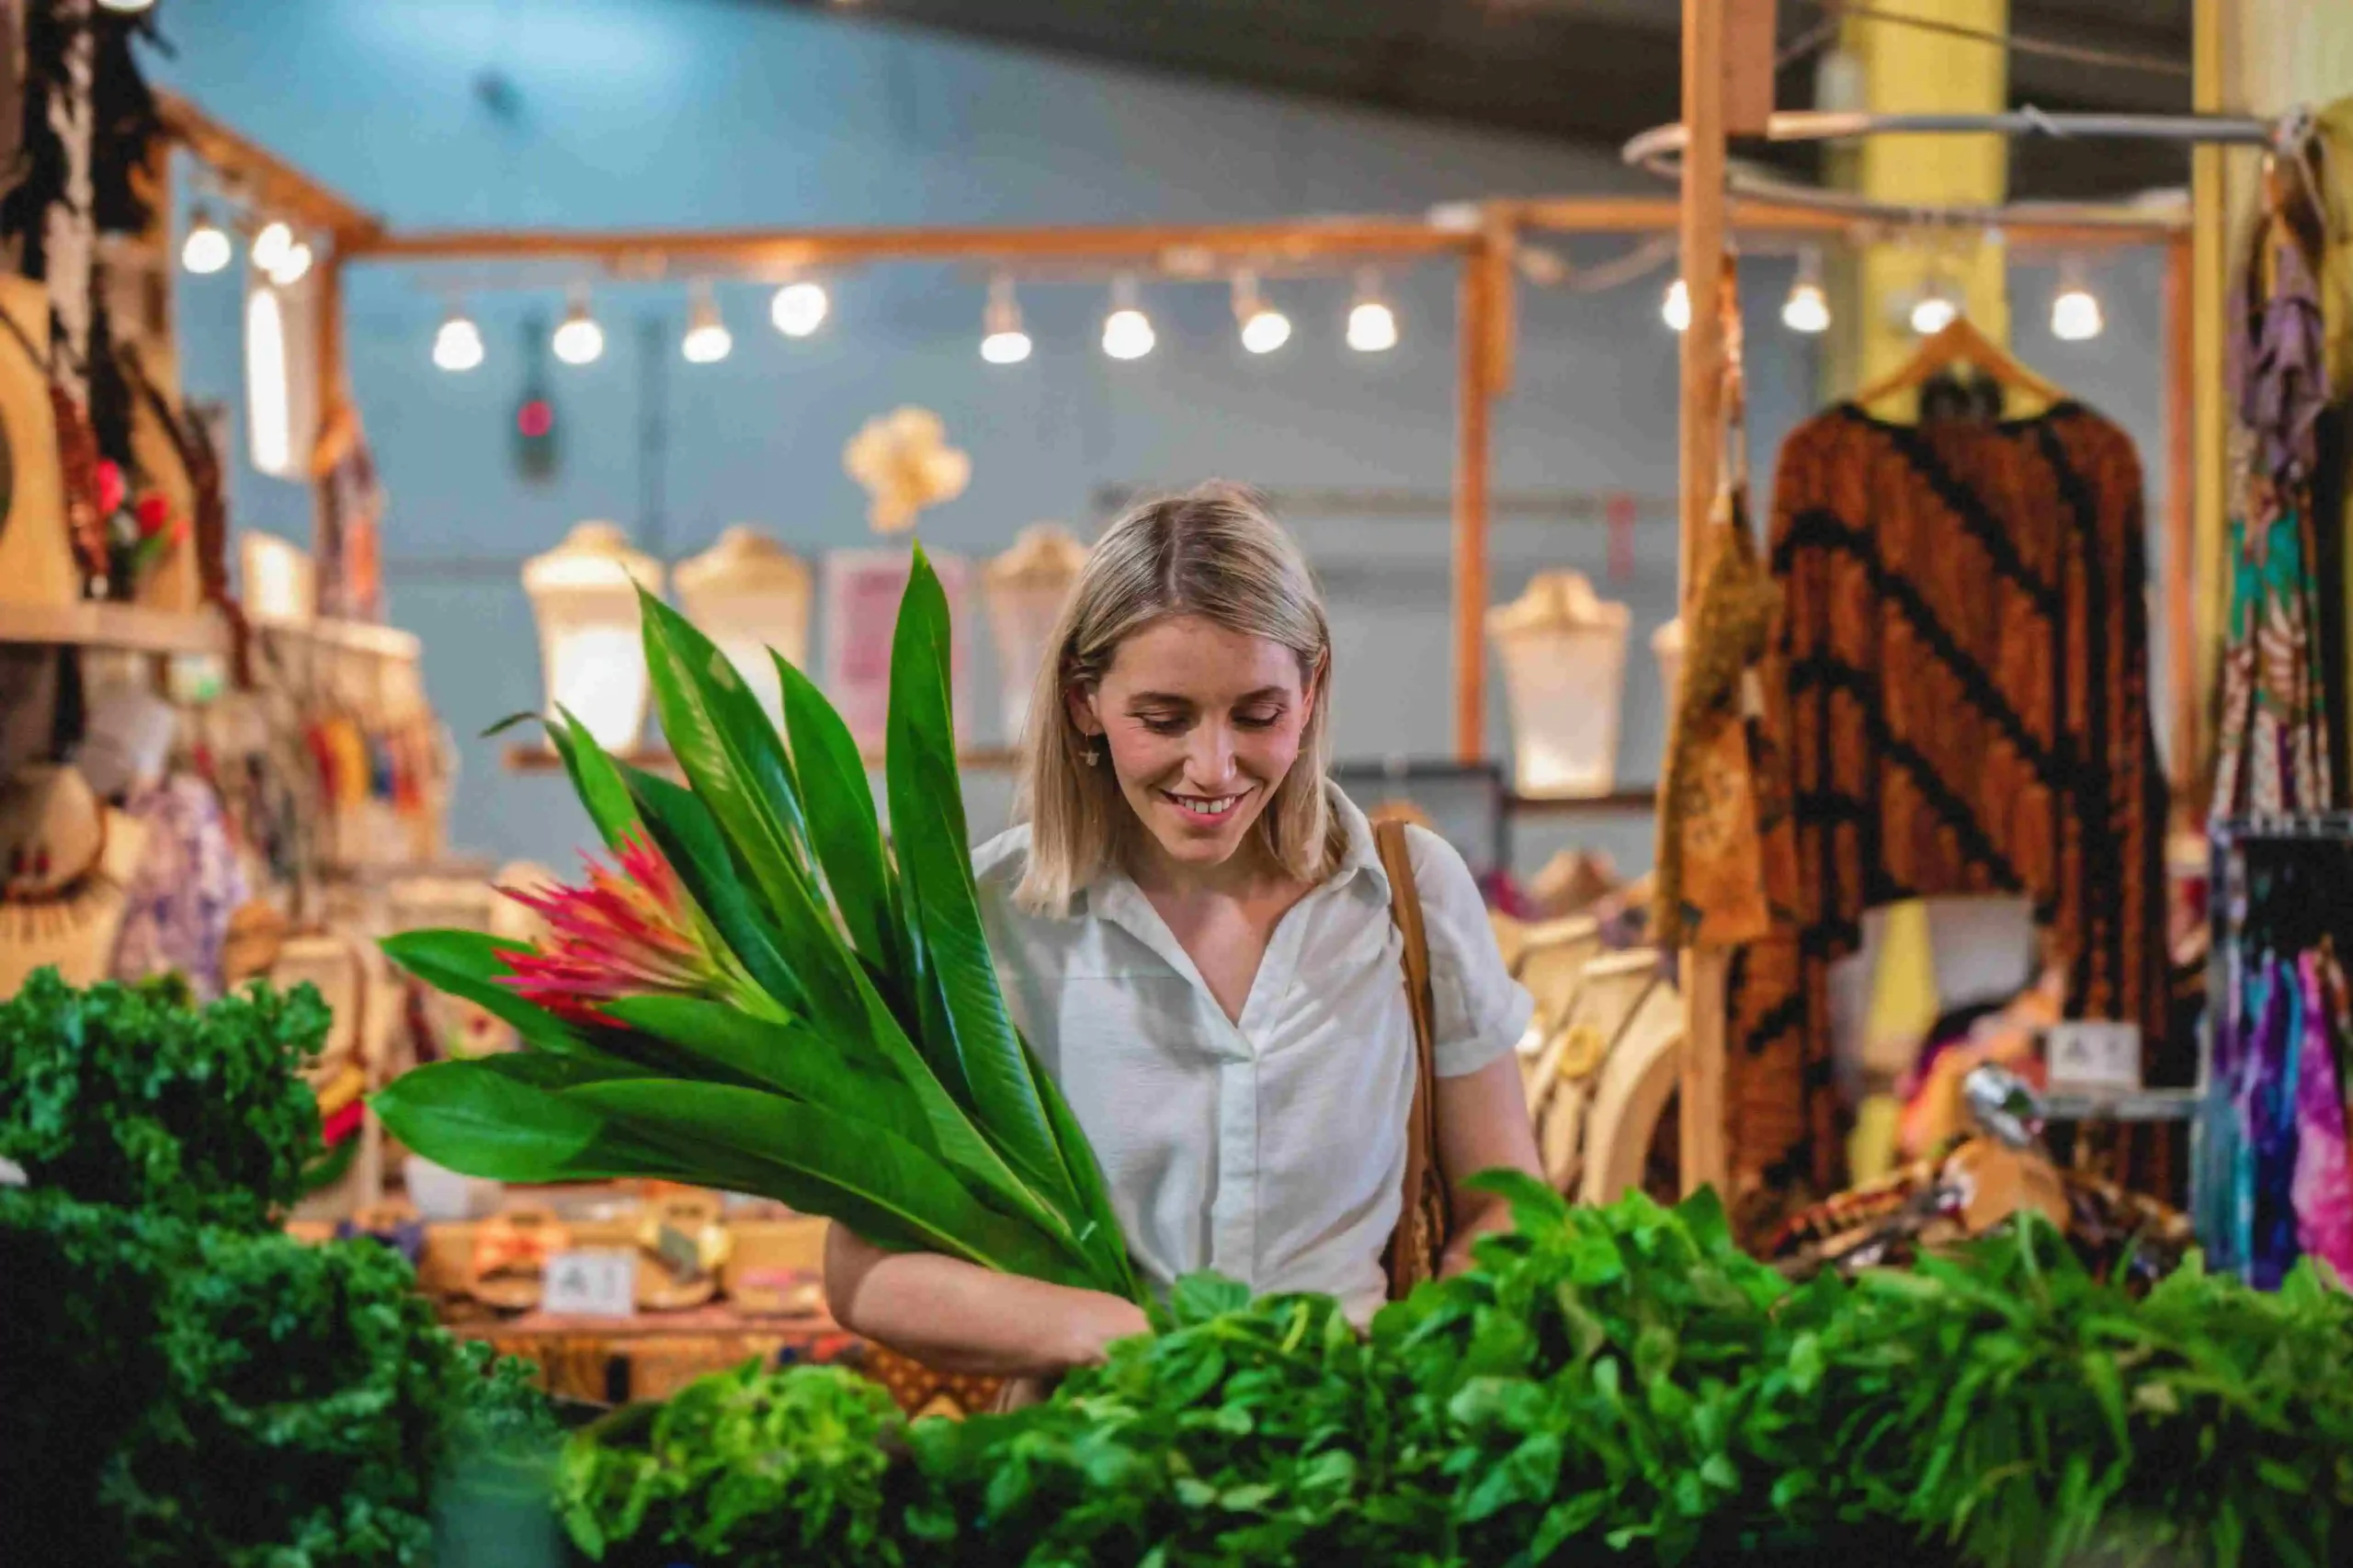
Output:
[{"xmin": 1624, "ymin": 108, "xmax": 2278, "ymax": 229}]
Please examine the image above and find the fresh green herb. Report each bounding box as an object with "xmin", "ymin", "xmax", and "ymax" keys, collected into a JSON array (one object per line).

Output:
[
  {"xmin": 373, "ymin": 545, "xmax": 1140, "ymax": 1303},
  {"xmin": 0, "ymin": 1187, "xmax": 554, "ymax": 1568},
  {"xmin": 0, "ymin": 970, "xmax": 329, "ymax": 1227}
]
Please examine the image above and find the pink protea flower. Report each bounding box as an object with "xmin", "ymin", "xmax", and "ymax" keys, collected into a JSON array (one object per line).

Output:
[{"xmin": 495, "ymin": 835, "xmax": 723, "ymax": 1022}]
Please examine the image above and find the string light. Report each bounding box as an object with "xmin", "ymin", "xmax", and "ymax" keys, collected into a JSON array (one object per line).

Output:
[
  {"xmin": 1781, "ymin": 250, "xmax": 1830, "ymax": 335},
  {"xmin": 1346, "ymin": 268, "xmax": 1398, "ymax": 352},
  {"xmin": 97, "ymin": 0, "xmax": 157, "ymax": 11},
  {"xmin": 980, "ymin": 274, "xmax": 1031, "ymax": 365},
  {"xmin": 553, "ymin": 288, "xmax": 605, "ymax": 366},
  {"xmin": 1101, "ymin": 275, "xmax": 1154, "ymax": 361},
  {"xmin": 1233, "ymin": 271, "xmax": 1291, "ymax": 355},
  {"xmin": 1661, "ymin": 277, "xmax": 1691, "ymax": 333},
  {"xmin": 681, "ymin": 280, "xmax": 733, "ymax": 364},
  {"xmin": 432, "ymin": 304, "xmax": 484, "ymax": 372},
  {"xmin": 2051, "ymin": 256, "xmax": 2104, "ymax": 342},
  {"xmin": 250, "ymin": 220, "xmax": 293, "ymax": 277},
  {"xmin": 1910, "ymin": 277, "xmax": 1959, "ymax": 335},
  {"xmin": 181, "ymin": 206, "xmax": 231, "ymax": 275},
  {"xmin": 245, "ymin": 288, "xmax": 292, "ymax": 477},
  {"xmin": 770, "ymin": 279, "xmax": 829, "ymax": 338}
]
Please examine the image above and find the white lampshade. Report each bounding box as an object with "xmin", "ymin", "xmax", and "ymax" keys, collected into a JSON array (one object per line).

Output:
[
  {"xmin": 520, "ymin": 521, "xmax": 665, "ymax": 752},
  {"xmin": 1487, "ymin": 572, "xmax": 1632, "ymax": 799},
  {"xmin": 1652, "ymin": 617, "xmax": 1687, "ymax": 713},
  {"xmin": 240, "ymin": 530, "xmax": 315, "ymax": 624},
  {"xmin": 674, "ymin": 526, "xmax": 813, "ymax": 722},
  {"xmin": 982, "ymin": 524, "xmax": 1088, "ymax": 744}
]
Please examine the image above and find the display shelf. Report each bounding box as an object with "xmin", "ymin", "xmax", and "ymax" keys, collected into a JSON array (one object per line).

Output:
[
  {"xmin": 0, "ymin": 598, "xmax": 230, "ymax": 655},
  {"xmin": 2039, "ymin": 1086, "xmax": 2201, "ymax": 1124},
  {"xmin": 249, "ymin": 611, "xmax": 422, "ymax": 661},
  {"xmin": 1506, "ymin": 788, "xmax": 1660, "ymax": 816},
  {"xmin": 502, "ymin": 742, "xmax": 1022, "ymax": 774}
]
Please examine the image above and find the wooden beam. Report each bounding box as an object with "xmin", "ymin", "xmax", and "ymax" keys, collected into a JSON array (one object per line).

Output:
[
  {"xmin": 344, "ymin": 215, "xmax": 1479, "ymax": 267},
  {"xmin": 2163, "ymin": 233, "xmax": 2200, "ymax": 812},
  {"xmin": 154, "ymin": 91, "xmax": 383, "ymax": 244},
  {"xmin": 1676, "ymin": 0, "xmax": 1731, "ymax": 1200},
  {"xmin": 1453, "ymin": 233, "xmax": 1501, "ymax": 763},
  {"xmin": 1507, "ymin": 193, "xmax": 2187, "ymax": 246}
]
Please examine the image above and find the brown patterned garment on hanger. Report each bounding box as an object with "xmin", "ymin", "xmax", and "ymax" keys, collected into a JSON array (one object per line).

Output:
[{"xmin": 1729, "ymin": 402, "xmax": 2171, "ymax": 1217}]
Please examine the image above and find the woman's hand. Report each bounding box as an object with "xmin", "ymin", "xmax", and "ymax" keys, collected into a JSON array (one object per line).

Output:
[
  {"xmin": 1434, "ymin": 1051, "xmax": 1547, "ymax": 1277},
  {"xmin": 1054, "ymin": 1290, "xmax": 1154, "ymax": 1368},
  {"xmin": 825, "ymin": 1224, "xmax": 1154, "ymax": 1378}
]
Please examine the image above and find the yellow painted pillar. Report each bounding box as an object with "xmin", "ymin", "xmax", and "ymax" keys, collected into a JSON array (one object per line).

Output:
[
  {"xmin": 2200, "ymin": 2, "xmax": 2353, "ymax": 776},
  {"xmin": 1852, "ymin": 0, "xmax": 2011, "ymax": 390},
  {"xmin": 1845, "ymin": 2, "xmax": 2009, "ymax": 1181}
]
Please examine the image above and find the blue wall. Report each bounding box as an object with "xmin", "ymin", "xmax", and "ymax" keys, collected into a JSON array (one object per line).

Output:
[{"xmin": 153, "ymin": 0, "xmax": 2171, "ymax": 879}]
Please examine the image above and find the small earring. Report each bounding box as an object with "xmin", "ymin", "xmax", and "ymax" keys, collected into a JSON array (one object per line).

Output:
[{"xmin": 1082, "ymin": 737, "xmax": 1101, "ymax": 767}]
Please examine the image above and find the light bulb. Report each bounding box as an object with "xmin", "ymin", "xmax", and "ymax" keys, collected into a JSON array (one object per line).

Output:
[
  {"xmin": 681, "ymin": 283, "xmax": 732, "ymax": 364},
  {"xmin": 1910, "ymin": 291, "xmax": 1959, "ymax": 335},
  {"xmin": 1347, "ymin": 300, "xmax": 1398, "ymax": 353},
  {"xmin": 1781, "ymin": 252, "xmax": 1830, "ymax": 334},
  {"xmin": 553, "ymin": 294, "xmax": 605, "ymax": 366},
  {"xmin": 267, "ymin": 240, "xmax": 313, "ymax": 287},
  {"xmin": 181, "ymin": 208, "xmax": 232, "ymax": 275},
  {"xmin": 2051, "ymin": 280, "xmax": 2103, "ymax": 342},
  {"xmin": 1781, "ymin": 283, "xmax": 1830, "ymax": 334},
  {"xmin": 245, "ymin": 289, "xmax": 291, "ymax": 478},
  {"xmin": 770, "ymin": 280, "xmax": 829, "ymax": 338},
  {"xmin": 1662, "ymin": 277, "xmax": 1691, "ymax": 333},
  {"xmin": 433, "ymin": 310, "xmax": 484, "ymax": 372},
  {"xmin": 1241, "ymin": 307, "xmax": 1291, "ymax": 355},
  {"xmin": 980, "ymin": 274, "xmax": 1031, "ymax": 364},
  {"xmin": 1102, "ymin": 308, "xmax": 1154, "ymax": 360},
  {"xmin": 97, "ymin": 0, "xmax": 156, "ymax": 11},
  {"xmin": 250, "ymin": 220, "xmax": 292, "ymax": 276}
]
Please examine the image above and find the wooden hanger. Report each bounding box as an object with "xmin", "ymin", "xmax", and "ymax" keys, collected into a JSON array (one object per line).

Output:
[{"xmin": 1853, "ymin": 313, "xmax": 2064, "ymax": 417}]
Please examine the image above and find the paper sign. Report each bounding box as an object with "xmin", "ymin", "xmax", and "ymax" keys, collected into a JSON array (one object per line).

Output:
[
  {"xmin": 2045, "ymin": 1022, "xmax": 2143, "ymax": 1094},
  {"xmin": 540, "ymin": 1249, "xmax": 637, "ymax": 1318}
]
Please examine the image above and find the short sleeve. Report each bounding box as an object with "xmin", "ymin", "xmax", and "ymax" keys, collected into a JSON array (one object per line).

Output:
[{"xmin": 1403, "ymin": 825, "xmax": 1534, "ymax": 1078}]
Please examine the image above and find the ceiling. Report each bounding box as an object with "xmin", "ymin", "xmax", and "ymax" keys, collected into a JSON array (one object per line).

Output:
[{"xmin": 781, "ymin": 0, "xmax": 2195, "ymax": 204}]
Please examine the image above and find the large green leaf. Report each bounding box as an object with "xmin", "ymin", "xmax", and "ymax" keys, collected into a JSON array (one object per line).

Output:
[
  {"xmin": 561, "ymin": 1080, "xmax": 1092, "ymax": 1286},
  {"xmin": 600, "ymin": 994, "xmax": 926, "ymax": 1140},
  {"xmin": 887, "ymin": 543, "xmax": 1079, "ymax": 1217},
  {"xmin": 624, "ymin": 766, "xmax": 808, "ymax": 1019},
  {"xmin": 370, "ymin": 1061, "xmax": 672, "ymax": 1183},
  {"xmin": 641, "ymin": 599, "xmax": 871, "ymax": 1040},
  {"xmin": 639, "ymin": 591, "xmax": 815, "ymax": 894},
  {"xmin": 379, "ymin": 929, "xmax": 590, "ymax": 1055},
  {"xmin": 1033, "ymin": 1036, "xmax": 1141, "ymax": 1299},
  {"xmin": 776, "ymin": 652, "xmax": 900, "ymax": 972},
  {"xmin": 549, "ymin": 706, "xmax": 642, "ymax": 851}
]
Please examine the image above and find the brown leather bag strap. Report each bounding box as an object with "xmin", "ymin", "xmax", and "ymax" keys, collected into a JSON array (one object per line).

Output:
[{"xmin": 1374, "ymin": 818, "xmax": 1448, "ymax": 1299}]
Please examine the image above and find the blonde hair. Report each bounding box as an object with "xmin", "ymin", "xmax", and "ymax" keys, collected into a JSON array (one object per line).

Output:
[{"xmin": 1014, "ymin": 483, "xmax": 1344, "ymax": 915}]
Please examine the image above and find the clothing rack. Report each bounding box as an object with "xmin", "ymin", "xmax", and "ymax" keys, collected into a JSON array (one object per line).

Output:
[{"xmin": 2200, "ymin": 815, "xmax": 2353, "ymax": 1282}]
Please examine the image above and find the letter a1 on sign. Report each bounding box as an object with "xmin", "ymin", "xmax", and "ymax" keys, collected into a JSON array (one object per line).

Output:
[{"xmin": 541, "ymin": 1248, "xmax": 638, "ymax": 1317}]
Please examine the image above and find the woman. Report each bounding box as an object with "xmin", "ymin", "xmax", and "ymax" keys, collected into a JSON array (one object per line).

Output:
[{"xmin": 826, "ymin": 485, "xmax": 1542, "ymax": 1376}]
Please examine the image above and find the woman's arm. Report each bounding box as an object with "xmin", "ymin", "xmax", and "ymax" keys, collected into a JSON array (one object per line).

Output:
[
  {"xmin": 824, "ymin": 1224, "xmax": 1151, "ymax": 1378},
  {"xmin": 1433, "ymin": 1051, "xmax": 1545, "ymax": 1276}
]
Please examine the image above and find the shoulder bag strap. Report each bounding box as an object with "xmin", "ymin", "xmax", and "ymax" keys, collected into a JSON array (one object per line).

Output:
[{"xmin": 1374, "ymin": 818, "xmax": 1448, "ymax": 1300}]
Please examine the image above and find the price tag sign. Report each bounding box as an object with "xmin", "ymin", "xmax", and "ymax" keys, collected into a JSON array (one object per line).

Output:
[
  {"xmin": 2045, "ymin": 1021, "xmax": 2143, "ymax": 1094},
  {"xmin": 540, "ymin": 1249, "xmax": 637, "ymax": 1318}
]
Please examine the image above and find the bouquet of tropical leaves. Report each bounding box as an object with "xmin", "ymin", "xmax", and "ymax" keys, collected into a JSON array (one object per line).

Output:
[{"xmin": 374, "ymin": 547, "xmax": 1141, "ymax": 1304}]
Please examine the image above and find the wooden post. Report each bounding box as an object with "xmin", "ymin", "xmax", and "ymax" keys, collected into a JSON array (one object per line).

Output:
[
  {"xmin": 1676, "ymin": 0, "xmax": 1731, "ymax": 1198},
  {"xmin": 2163, "ymin": 233, "xmax": 2200, "ymax": 813},
  {"xmin": 309, "ymin": 253, "xmax": 348, "ymax": 617},
  {"xmin": 1453, "ymin": 232, "xmax": 1499, "ymax": 764}
]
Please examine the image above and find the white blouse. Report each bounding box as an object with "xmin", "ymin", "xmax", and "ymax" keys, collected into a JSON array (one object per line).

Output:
[{"xmin": 974, "ymin": 789, "xmax": 1532, "ymax": 1323}]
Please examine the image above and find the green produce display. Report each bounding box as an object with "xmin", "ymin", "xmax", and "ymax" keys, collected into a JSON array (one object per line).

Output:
[
  {"xmin": 373, "ymin": 547, "xmax": 1139, "ymax": 1303},
  {"xmin": 560, "ymin": 1178, "xmax": 2353, "ymax": 1568},
  {"xmin": 0, "ymin": 969, "xmax": 329, "ymax": 1224},
  {"xmin": 0, "ymin": 973, "xmax": 558, "ymax": 1568}
]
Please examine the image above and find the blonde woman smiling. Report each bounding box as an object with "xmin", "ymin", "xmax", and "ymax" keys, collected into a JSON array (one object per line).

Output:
[{"xmin": 828, "ymin": 485, "xmax": 1541, "ymax": 1376}]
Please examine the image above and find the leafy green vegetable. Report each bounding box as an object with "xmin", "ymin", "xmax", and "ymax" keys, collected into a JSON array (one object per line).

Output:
[
  {"xmin": 376, "ymin": 543, "xmax": 1141, "ymax": 1303},
  {"xmin": 558, "ymin": 1186, "xmax": 2353, "ymax": 1568},
  {"xmin": 0, "ymin": 1188, "xmax": 556, "ymax": 1568},
  {"xmin": 556, "ymin": 1359, "xmax": 900, "ymax": 1567},
  {"xmin": 0, "ymin": 970, "xmax": 329, "ymax": 1227}
]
